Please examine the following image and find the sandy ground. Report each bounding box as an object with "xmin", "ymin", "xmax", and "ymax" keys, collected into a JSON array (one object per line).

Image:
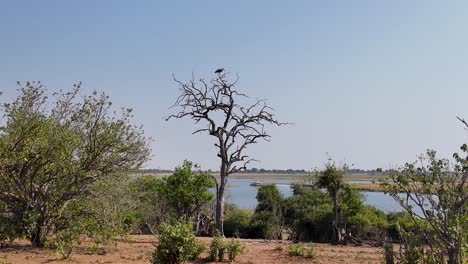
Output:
[{"xmin": 0, "ymin": 235, "xmax": 384, "ymax": 264}]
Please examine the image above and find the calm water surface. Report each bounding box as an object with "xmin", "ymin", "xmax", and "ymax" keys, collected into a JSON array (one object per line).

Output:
[{"xmin": 221, "ymin": 179, "xmax": 403, "ymax": 212}]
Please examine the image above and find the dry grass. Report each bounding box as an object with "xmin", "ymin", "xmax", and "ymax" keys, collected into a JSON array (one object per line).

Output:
[{"xmin": 349, "ymin": 183, "xmax": 384, "ymax": 192}]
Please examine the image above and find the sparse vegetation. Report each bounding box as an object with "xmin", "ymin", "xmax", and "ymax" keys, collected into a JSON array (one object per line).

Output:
[
  {"xmin": 304, "ymin": 246, "xmax": 316, "ymax": 258},
  {"xmin": 209, "ymin": 232, "xmax": 225, "ymax": 262},
  {"xmin": 382, "ymin": 145, "xmax": 468, "ymax": 264},
  {"xmin": 274, "ymin": 244, "xmax": 284, "ymax": 251},
  {"xmin": 225, "ymin": 239, "xmax": 245, "ymax": 262},
  {"xmin": 383, "ymin": 243, "xmax": 395, "ymax": 264}
]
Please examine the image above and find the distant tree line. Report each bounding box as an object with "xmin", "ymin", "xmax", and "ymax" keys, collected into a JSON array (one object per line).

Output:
[{"xmin": 131, "ymin": 168, "xmax": 394, "ymax": 175}]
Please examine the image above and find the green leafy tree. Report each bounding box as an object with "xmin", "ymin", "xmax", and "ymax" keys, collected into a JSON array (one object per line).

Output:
[
  {"xmin": 382, "ymin": 148, "xmax": 468, "ymax": 264},
  {"xmin": 158, "ymin": 161, "xmax": 216, "ymax": 231},
  {"xmin": 130, "ymin": 175, "xmax": 168, "ymax": 234},
  {"xmin": 0, "ymin": 82, "xmax": 151, "ymax": 247},
  {"xmin": 252, "ymin": 184, "xmax": 284, "ymax": 239},
  {"xmin": 223, "ymin": 204, "xmax": 252, "ymax": 238},
  {"xmin": 314, "ymin": 162, "xmax": 348, "ymax": 244}
]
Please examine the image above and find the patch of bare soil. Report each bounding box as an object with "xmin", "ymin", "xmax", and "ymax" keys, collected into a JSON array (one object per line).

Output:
[{"xmin": 0, "ymin": 235, "xmax": 384, "ymax": 264}]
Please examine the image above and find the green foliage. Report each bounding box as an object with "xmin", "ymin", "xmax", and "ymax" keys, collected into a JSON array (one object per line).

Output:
[
  {"xmin": 304, "ymin": 246, "xmax": 316, "ymax": 259},
  {"xmin": 287, "ymin": 244, "xmax": 315, "ymax": 259},
  {"xmin": 383, "ymin": 243, "xmax": 395, "ymax": 264},
  {"xmin": 394, "ymin": 224, "xmax": 445, "ymax": 264},
  {"xmin": 288, "ymin": 244, "xmax": 305, "ymax": 256},
  {"xmin": 314, "ymin": 162, "xmax": 348, "ymax": 195},
  {"xmin": 313, "ymin": 161, "xmax": 348, "ymax": 244},
  {"xmin": 128, "ymin": 161, "xmax": 215, "ymax": 235},
  {"xmin": 158, "ymin": 161, "xmax": 215, "ymax": 222},
  {"xmin": 340, "ymin": 187, "xmax": 365, "ymax": 221},
  {"xmin": 252, "ymin": 184, "xmax": 284, "ymax": 239},
  {"xmin": 0, "ymin": 83, "xmax": 150, "ymax": 247},
  {"xmin": 129, "ymin": 175, "xmax": 166, "ymax": 233},
  {"xmin": 46, "ymin": 226, "xmax": 79, "ymax": 259},
  {"xmin": 223, "ymin": 204, "xmax": 253, "ymax": 238},
  {"xmin": 225, "ymin": 239, "xmax": 245, "ymax": 261},
  {"xmin": 283, "ymin": 182, "xmax": 392, "ymax": 244},
  {"xmin": 209, "ymin": 232, "xmax": 225, "ymax": 262},
  {"xmin": 256, "ymin": 184, "xmax": 284, "ymax": 212},
  {"xmin": 152, "ymin": 221, "xmax": 204, "ymax": 264},
  {"xmin": 284, "ymin": 184, "xmax": 333, "ymax": 242},
  {"xmin": 382, "ymin": 148, "xmax": 468, "ymax": 263}
]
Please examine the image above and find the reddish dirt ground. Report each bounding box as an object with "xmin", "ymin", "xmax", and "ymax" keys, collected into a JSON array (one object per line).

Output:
[{"xmin": 0, "ymin": 235, "xmax": 384, "ymax": 264}]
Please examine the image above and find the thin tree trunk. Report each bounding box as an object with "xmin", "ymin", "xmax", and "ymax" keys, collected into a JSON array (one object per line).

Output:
[
  {"xmin": 332, "ymin": 190, "xmax": 342, "ymax": 245},
  {"xmin": 215, "ymin": 178, "xmax": 225, "ymax": 236}
]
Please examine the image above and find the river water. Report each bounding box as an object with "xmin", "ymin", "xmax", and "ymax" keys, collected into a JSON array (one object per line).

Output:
[{"xmin": 222, "ymin": 179, "xmax": 403, "ymax": 212}]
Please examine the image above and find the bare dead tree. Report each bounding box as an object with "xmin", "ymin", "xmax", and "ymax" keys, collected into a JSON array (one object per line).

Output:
[{"xmin": 166, "ymin": 70, "xmax": 287, "ymax": 235}]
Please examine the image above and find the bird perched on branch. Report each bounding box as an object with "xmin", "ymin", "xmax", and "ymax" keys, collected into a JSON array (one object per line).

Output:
[{"xmin": 214, "ymin": 68, "xmax": 224, "ymax": 74}]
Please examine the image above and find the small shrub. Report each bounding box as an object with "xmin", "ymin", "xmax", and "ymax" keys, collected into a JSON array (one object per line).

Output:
[
  {"xmin": 274, "ymin": 245, "xmax": 283, "ymax": 251},
  {"xmin": 152, "ymin": 221, "xmax": 204, "ymax": 264},
  {"xmin": 209, "ymin": 232, "xmax": 225, "ymax": 262},
  {"xmin": 383, "ymin": 243, "xmax": 394, "ymax": 264},
  {"xmin": 304, "ymin": 246, "xmax": 315, "ymax": 259},
  {"xmin": 218, "ymin": 245, "xmax": 225, "ymax": 262},
  {"xmin": 191, "ymin": 242, "xmax": 206, "ymax": 261},
  {"xmin": 225, "ymin": 239, "xmax": 245, "ymax": 261},
  {"xmin": 288, "ymin": 244, "xmax": 305, "ymax": 257}
]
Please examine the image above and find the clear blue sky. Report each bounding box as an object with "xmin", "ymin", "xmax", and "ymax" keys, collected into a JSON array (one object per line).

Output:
[{"xmin": 1, "ymin": 1, "xmax": 468, "ymax": 170}]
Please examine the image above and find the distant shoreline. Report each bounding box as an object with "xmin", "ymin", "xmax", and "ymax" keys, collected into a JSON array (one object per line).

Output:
[
  {"xmin": 129, "ymin": 172, "xmax": 386, "ymax": 191},
  {"xmin": 129, "ymin": 172, "xmax": 385, "ymax": 180}
]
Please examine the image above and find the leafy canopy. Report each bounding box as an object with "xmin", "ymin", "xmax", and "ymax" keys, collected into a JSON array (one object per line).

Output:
[{"xmin": 0, "ymin": 82, "xmax": 150, "ymax": 246}]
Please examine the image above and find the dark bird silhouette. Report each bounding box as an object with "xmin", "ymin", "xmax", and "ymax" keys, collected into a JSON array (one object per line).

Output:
[{"xmin": 214, "ymin": 68, "xmax": 224, "ymax": 74}]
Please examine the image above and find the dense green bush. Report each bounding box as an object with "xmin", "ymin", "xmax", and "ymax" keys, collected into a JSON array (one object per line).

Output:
[
  {"xmin": 283, "ymin": 184, "xmax": 333, "ymax": 242},
  {"xmin": 223, "ymin": 204, "xmax": 253, "ymax": 238},
  {"xmin": 282, "ymin": 183, "xmax": 395, "ymax": 244},
  {"xmin": 252, "ymin": 184, "xmax": 285, "ymax": 240},
  {"xmin": 152, "ymin": 221, "xmax": 204, "ymax": 264},
  {"xmin": 129, "ymin": 175, "xmax": 166, "ymax": 234},
  {"xmin": 157, "ymin": 161, "xmax": 215, "ymax": 223},
  {"xmin": 129, "ymin": 161, "xmax": 215, "ymax": 235}
]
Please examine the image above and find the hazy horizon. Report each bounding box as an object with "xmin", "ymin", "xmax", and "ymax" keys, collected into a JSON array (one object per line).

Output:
[{"xmin": 2, "ymin": 1, "xmax": 468, "ymax": 171}]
